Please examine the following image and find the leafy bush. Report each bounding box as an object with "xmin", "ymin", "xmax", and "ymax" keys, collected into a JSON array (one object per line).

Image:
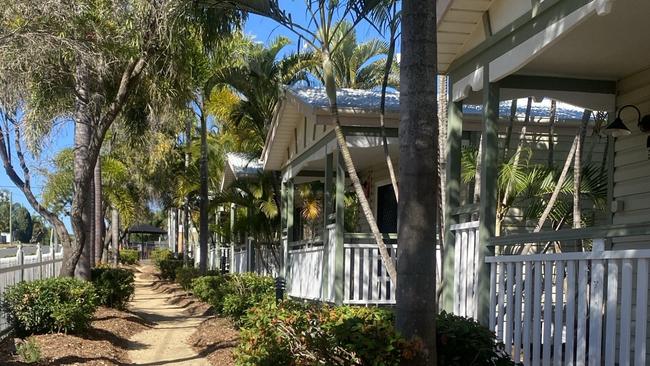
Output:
[
  {"xmin": 2, "ymin": 277, "xmax": 97, "ymax": 336},
  {"xmin": 236, "ymin": 306, "xmax": 516, "ymax": 366},
  {"xmin": 159, "ymin": 258, "xmax": 184, "ymax": 280},
  {"xmin": 151, "ymin": 248, "xmax": 173, "ymax": 267},
  {"xmin": 175, "ymin": 266, "xmax": 201, "ymax": 291},
  {"xmin": 221, "ymin": 273, "xmax": 274, "ymax": 322},
  {"xmin": 437, "ymin": 311, "xmax": 514, "ymax": 366},
  {"xmin": 192, "ymin": 275, "xmax": 230, "ymax": 311},
  {"xmin": 119, "ymin": 249, "xmax": 139, "ymax": 265},
  {"xmin": 91, "ymin": 267, "xmax": 135, "ymax": 309},
  {"xmin": 236, "ymin": 301, "xmax": 405, "ymax": 365},
  {"xmin": 16, "ymin": 338, "xmax": 41, "ymax": 363}
]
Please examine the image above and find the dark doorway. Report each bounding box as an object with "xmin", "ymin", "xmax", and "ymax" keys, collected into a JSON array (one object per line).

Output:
[{"xmin": 377, "ymin": 184, "xmax": 397, "ymax": 233}]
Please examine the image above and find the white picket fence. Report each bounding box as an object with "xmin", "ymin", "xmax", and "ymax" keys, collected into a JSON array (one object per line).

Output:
[
  {"xmin": 233, "ymin": 247, "xmax": 247, "ymax": 273},
  {"xmin": 451, "ymin": 221, "xmax": 481, "ymax": 318},
  {"xmin": 487, "ymin": 239, "xmax": 650, "ymax": 366},
  {"xmin": 343, "ymin": 243, "xmax": 397, "ymax": 305},
  {"xmin": 0, "ymin": 244, "xmax": 64, "ymax": 335}
]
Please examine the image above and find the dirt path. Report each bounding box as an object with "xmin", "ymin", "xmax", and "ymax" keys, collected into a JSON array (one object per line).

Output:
[{"xmin": 127, "ymin": 265, "xmax": 210, "ymax": 365}]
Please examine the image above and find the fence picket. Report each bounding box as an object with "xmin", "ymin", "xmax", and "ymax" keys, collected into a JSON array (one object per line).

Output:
[
  {"xmin": 588, "ymin": 258, "xmax": 604, "ymax": 366},
  {"xmin": 604, "ymin": 260, "xmax": 618, "ymax": 366},
  {"xmin": 542, "ymin": 261, "xmax": 553, "ymax": 366},
  {"xmin": 552, "ymin": 261, "xmax": 564, "ymax": 366},
  {"xmin": 619, "ymin": 259, "xmax": 633, "ymax": 366},
  {"xmin": 532, "ymin": 261, "xmax": 543, "ymax": 366},
  {"xmin": 523, "ymin": 261, "xmax": 533, "ymax": 366},
  {"xmin": 634, "ymin": 258, "xmax": 648, "ymax": 366},
  {"xmin": 505, "ymin": 262, "xmax": 514, "ymax": 351},
  {"xmin": 513, "ymin": 262, "xmax": 523, "ymax": 364},
  {"xmin": 576, "ymin": 260, "xmax": 588, "ymax": 366},
  {"xmin": 497, "ymin": 262, "xmax": 505, "ymax": 342}
]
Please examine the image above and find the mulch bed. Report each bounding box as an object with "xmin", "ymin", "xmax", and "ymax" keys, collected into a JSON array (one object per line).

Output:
[
  {"xmin": 0, "ymin": 307, "xmax": 150, "ymax": 365},
  {"xmin": 188, "ymin": 317, "xmax": 239, "ymax": 366}
]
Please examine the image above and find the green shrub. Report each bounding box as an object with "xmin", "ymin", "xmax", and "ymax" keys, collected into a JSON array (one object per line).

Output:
[
  {"xmin": 16, "ymin": 338, "xmax": 41, "ymax": 364},
  {"xmin": 119, "ymin": 249, "xmax": 139, "ymax": 265},
  {"xmin": 151, "ymin": 248, "xmax": 173, "ymax": 267},
  {"xmin": 175, "ymin": 266, "xmax": 201, "ymax": 291},
  {"xmin": 437, "ymin": 311, "xmax": 514, "ymax": 366},
  {"xmin": 192, "ymin": 275, "xmax": 230, "ymax": 311},
  {"xmin": 2, "ymin": 277, "xmax": 97, "ymax": 336},
  {"xmin": 236, "ymin": 301, "xmax": 404, "ymax": 365},
  {"xmin": 221, "ymin": 273, "xmax": 274, "ymax": 322},
  {"xmin": 91, "ymin": 267, "xmax": 135, "ymax": 309},
  {"xmin": 236, "ymin": 305, "xmax": 516, "ymax": 366},
  {"xmin": 159, "ymin": 258, "xmax": 184, "ymax": 280}
]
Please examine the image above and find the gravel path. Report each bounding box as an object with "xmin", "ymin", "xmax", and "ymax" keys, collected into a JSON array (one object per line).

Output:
[{"xmin": 127, "ymin": 266, "xmax": 210, "ymax": 365}]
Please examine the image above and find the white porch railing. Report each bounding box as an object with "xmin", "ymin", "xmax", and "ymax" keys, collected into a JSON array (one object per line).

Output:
[
  {"xmin": 233, "ymin": 248, "xmax": 247, "ymax": 273},
  {"xmin": 450, "ymin": 221, "xmax": 480, "ymax": 319},
  {"xmin": 343, "ymin": 243, "xmax": 397, "ymax": 305},
  {"xmin": 1, "ymin": 244, "xmax": 64, "ymax": 335},
  {"xmin": 487, "ymin": 239, "xmax": 650, "ymax": 366},
  {"xmin": 287, "ymin": 242, "xmax": 324, "ymax": 300}
]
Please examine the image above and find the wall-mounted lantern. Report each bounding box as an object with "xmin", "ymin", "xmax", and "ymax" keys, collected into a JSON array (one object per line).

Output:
[{"xmin": 603, "ymin": 104, "xmax": 650, "ymax": 137}]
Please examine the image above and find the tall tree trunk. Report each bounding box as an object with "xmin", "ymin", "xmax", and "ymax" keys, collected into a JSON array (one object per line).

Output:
[
  {"xmin": 379, "ymin": 12, "xmax": 399, "ymax": 201},
  {"xmin": 502, "ymin": 99, "xmax": 518, "ymax": 162},
  {"xmin": 70, "ymin": 64, "xmax": 94, "ymax": 279},
  {"xmin": 94, "ymin": 158, "xmax": 103, "ymax": 264},
  {"xmin": 573, "ymin": 110, "xmax": 591, "ymax": 232},
  {"xmin": 321, "ymin": 52, "xmax": 397, "ymax": 283},
  {"xmin": 199, "ymin": 109, "xmax": 209, "ymax": 273},
  {"xmin": 548, "ymin": 100, "xmax": 557, "ymax": 167},
  {"xmin": 184, "ymin": 120, "xmax": 191, "ymax": 266},
  {"xmin": 396, "ymin": 1, "xmax": 438, "ymax": 364},
  {"xmin": 112, "ymin": 207, "xmax": 119, "ymax": 265}
]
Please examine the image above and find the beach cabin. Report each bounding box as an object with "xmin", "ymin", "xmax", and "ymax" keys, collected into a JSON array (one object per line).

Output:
[{"xmin": 439, "ymin": 0, "xmax": 650, "ymax": 364}]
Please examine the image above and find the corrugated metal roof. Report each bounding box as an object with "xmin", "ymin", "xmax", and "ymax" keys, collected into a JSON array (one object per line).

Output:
[{"xmin": 288, "ymin": 86, "xmax": 400, "ymax": 113}]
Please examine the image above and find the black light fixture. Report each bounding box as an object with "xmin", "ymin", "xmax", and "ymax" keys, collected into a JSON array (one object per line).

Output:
[{"xmin": 604, "ymin": 104, "xmax": 650, "ymax": 137}]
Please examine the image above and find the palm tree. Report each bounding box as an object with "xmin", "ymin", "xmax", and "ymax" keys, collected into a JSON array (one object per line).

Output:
[
  {"xmin": 312, "ymin": 20, "xmax": 397, "ymax": 89},
  {"xmin": 395, "ymin": 0, "xmax": 438, "ymax": 364}
]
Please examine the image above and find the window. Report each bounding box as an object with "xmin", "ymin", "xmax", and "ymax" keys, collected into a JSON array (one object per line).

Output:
[{"xmin": 376, "ymin": 184, "xmax": 397, "ymax": 233}]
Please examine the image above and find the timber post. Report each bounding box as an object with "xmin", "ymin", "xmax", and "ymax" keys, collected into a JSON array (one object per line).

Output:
[{"xmin": 477, "ymin": 68, "xmax": 500, "ymax": 326}]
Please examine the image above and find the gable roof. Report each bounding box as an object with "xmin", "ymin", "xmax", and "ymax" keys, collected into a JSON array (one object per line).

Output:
[{"xmin": 220, "ymin": 152, "xmax": 263, "ymax": 191}]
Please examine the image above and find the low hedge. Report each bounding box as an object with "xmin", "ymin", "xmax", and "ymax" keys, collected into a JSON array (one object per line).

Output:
[
  {"xmin": 191, "ymin": 275, "xmax": 230, "ymax": 311},
  {"xmin": 220, "ymin": 273, "xmax": 274, "ymax": 322},
  {"xmin": 2, "ymin": 277, "xmax": 97, "ymax": 336},
  {"xmin": 175, "ymin": 266, "xmax": 201, "ymax": 291},
  {"xmin": 235, "ymin": 304, "xmax": 515, "ymax": 366},
  {"xmin": 91, "ymin": 267, "xmax": 135, "ymax": 309},
  {"xmin": 236, "ymin": 302, "xmax": 404, "ymax": 365},
  {"xmin": 119, "ymin": 249, "xmax": 139, "ymax": 265},
  {"xmin": 151, "ymin": 248, "xmax": 173, "ymax": 267},
  {"xmin": 159, "ymin": 258, "xmax": 184, "ymax": 280}
]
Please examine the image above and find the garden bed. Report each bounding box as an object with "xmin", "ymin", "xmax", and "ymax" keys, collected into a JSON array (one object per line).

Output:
[
  {"xmin": 0, "ymin": 306, "xmax": 150, "ymax": 365},
  {"xmin": 188, "ymin": 316, "xmax": 239, "ymax": 366}
]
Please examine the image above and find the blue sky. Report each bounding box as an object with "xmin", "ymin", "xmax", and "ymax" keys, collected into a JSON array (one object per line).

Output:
[{"xmin": 0, "ymin": 2, "xmax": 390, "ymax": 227}]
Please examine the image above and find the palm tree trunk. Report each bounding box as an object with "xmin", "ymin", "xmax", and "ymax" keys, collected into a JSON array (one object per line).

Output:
[
  {"xmin": 396, "ymin": 1, "xmax": 438, "ymax": 363},
  {"xmin": 548, "ymin": 100, "xmax": 557, "ymax": 167},
  {"xmin": 70, "ymin": 63, "xmax": 94, "ymax": 279},
  {"xmin": 502, "ymin": 99, "xmax": 518, "ymax": 162},
  {"xmin": 522, "ymin": 135, "xmax": 579, "ymax": 254},
  {"xmin": 379, "ymin": 19, "xmax": 399, "ymax": 201},
  {"xmin": 184, "ymin": 119, "xmax": 191, "ymax": 266},
  {"xmin": 199, "ymin": 108, "xmax": 209, "ymax": 273},
  {"xmin": 94, "ymin": 158, "xmax": 103, "ymax": 264},
  {"xmin": 573, "ymin": 110, "xmax": 591, "ymax": 230},
  {"xmin": 321, "ymin": 52, "xmax": 397, "ymax": 283},
  {"xmin": 111, "ymin": 207, "xmax": 119, "ymax": 265}
]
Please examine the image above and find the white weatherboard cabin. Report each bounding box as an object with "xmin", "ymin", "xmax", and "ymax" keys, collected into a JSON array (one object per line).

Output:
[{"xmin": 214, "ymin": 1, "xmax": 650, "ymax": 364}]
